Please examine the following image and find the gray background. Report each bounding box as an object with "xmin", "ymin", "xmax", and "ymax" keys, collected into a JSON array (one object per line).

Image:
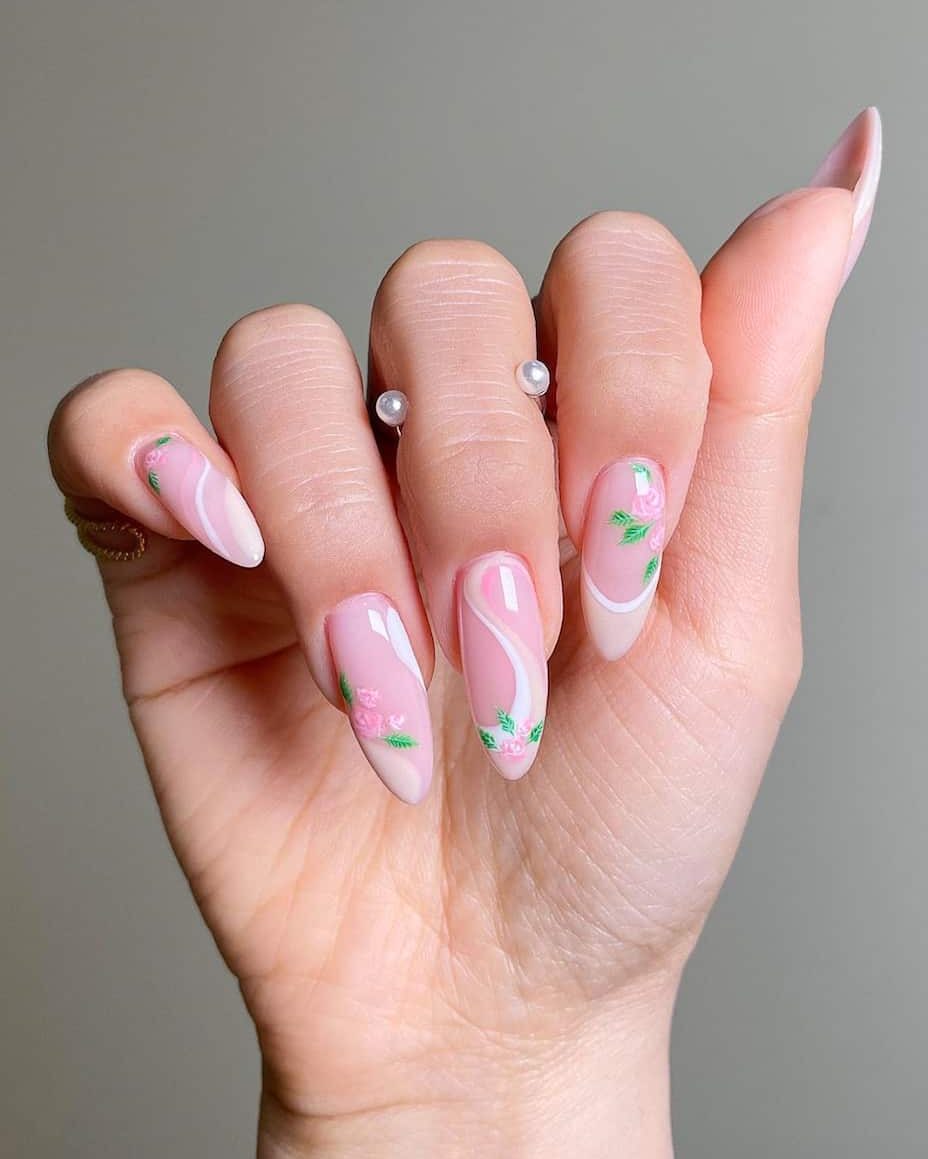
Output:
[{"xmin": 2, "ymin": 1, "xmax": 924, "ymax": 1155}]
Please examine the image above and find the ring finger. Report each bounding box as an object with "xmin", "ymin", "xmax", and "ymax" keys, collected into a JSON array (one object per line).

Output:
[
  {"xmin": 537, "ymin": 212, "xmax": 711, "ymax": 660},
  {"xmin": 369, "ymin": 240, "xmax": 561, "ymax": 780}
]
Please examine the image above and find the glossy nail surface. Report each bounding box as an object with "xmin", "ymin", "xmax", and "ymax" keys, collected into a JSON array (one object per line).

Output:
[
  {"xmin": 326, "ymin": 593, "xmax": 433, "ymax": 805},
  {"xmin": 457, "ymin": 552, "xmax": 547, "ymax": 780},
  {"xmin": 581, "ymin": 458, "xmax": 665, "ymax": 660},
  {"xmin": 810, "ymin": 106, "xmax": 882, "ymax": 285},
  {"xmin": 137, "ymin": 435, "xmax": 264, "ymax": 567}
]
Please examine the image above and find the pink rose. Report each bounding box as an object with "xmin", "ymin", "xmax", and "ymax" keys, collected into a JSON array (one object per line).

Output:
[
  {"xmin": 356, "ymin": 687, "xmax": 381, "ymax": 708},
  {"xmin": 387, "ymin": 713, "xmax": 405, "ymax": 730},
  {"xmin": 499, "ymin": 738, "xmax": 526, "ymax": 758},
  {"xmin": 516, "ymin": 719, "xmax": 532, "ymax": 739},
  {"xmin": 648, "ymin": 524, "xmax": 665, "ymax": 552},
  {"xmin": 351, "ymin": 706, "xmax": 384, "ymax": 739},
  {"xmin": 631, "ymin": 486, "xmax": 664, "ymax": 520},
  {"xmin": 144, "ymin": 448, "xmax": 165, "ymax": 468}
]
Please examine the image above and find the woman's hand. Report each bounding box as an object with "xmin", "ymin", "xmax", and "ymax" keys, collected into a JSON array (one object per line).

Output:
[{"xmin": 48, "ymin": 110, "xmax": 880, "ymax": 1158}]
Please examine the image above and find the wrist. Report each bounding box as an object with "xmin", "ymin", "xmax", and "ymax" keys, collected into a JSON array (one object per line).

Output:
[{"xmin": 256, "ymin": 988, "xmax": 675, "ymax": 1159}]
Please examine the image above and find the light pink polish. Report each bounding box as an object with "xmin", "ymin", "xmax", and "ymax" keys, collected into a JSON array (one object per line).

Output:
[
  {"xmin": 136, "ymin": 435, "xmax": 264, "ymax": 567},
  {"xmin": 581, "ymin": 458, "xmax": 665, "ymax": 661},
  {"xmin": 326, "ymin": 593, "xmax": 433, "ymax": 805},
  {"xmin": 457, "ymin": 552, "xmax": 548, "ymax": 781},
  {"xmin": 810, "ymin": 106, "xmax": 882, "ymax": 285}
]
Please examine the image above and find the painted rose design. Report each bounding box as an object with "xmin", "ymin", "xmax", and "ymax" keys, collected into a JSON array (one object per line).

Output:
[
  {"xmin": 607, "ymin": 463, "xmax": 666, "ymax": 590},
  {"xmin": 351, "ymin": 706, "xmax": 385, "ymax": 738},
  {"xmin": 338, "ymin": 673, "xmax": 418, "ymax": 749},
  {"xmin": 479, "ymin": 710, "xmax": 544, "ymax": 755},
  {"xmin": 632, "ymin": 486, "xmax": 664, "ymax": 520}
]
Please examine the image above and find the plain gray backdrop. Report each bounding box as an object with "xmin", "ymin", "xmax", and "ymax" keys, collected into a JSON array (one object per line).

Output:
[{"xmin": 2, "ymin": 1, "xmax": 924, "ymax": 1155}]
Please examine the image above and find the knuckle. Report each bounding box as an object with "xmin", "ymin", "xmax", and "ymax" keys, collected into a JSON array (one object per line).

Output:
[
  {"xmin": 48, "ymin": 368, "xmax": 168, "ymax": 492},
  {"xmin": 588, "ymin": 346, "xmax": 710, "ymax": 427},
  {"xmin": 376, "ymin": 238, "xmax": 526, "ymax": 315},
  {"xmin": 49, "ymin": 368, "xmax": 159, "ymax": 446},
  {"xmin": 211, "ymin": 304, "xmax": 355, "ymax": 414},
  {"xmin": 403, "ymin": 421, "xmax": 553, "ymax": 518},
  {"xmin": 555, "ymin": 211, "xmax": 697, "ymax": 285},
  {"xmin": 549, "ymin": 212, "xmax": 708, "ymax": 379},
  {"xmin": 215, "ymin": 303, "xmax": 350, "ymax": 375}
]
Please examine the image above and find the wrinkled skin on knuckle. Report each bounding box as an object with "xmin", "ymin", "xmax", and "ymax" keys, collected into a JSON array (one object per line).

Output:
[
  {"xmin": 550, "ymin": 211, "xmax": 702, "ymax": 307},
  {"xmin": 399, "ymin": 422, "xmax": 553, "ymax": 544},
  {"xmin": 548, "ymin": 211, "xmax": 711, "ymax": 394},
  {"xmin": 371, "ymin": 239, "xmax": 532, "ymax": 375},
  {"xmin": 210, "ymin": 303, "xmax": 357, "ymax": 427},
  {"xmin": 48, "ymin": 368, "xmax": 167, "ymax": 490},
  {"xmin": 377, "ymin": 238, "xmax": 527, "ymax": 308}
]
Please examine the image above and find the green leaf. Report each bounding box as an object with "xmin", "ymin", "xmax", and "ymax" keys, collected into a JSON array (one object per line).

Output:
[
  {"xmin": 631, "ymin": 462, "xmax": 652, "ymax": 484},
  {"xmin": 155, "ymin": 435, "xmax": 172, "ymax": 446},
  {"xmin": 528, "ymin": 719, "xmax": 544, "ymax": 744},
  {"xmin": 478, "ymin": 729, "xmax": 498, "ymax": 751},
  {"xmin": 609, "ymin": 509, "xmax": 633, "ymax": 526},
  {"xmin": 147, "ymin": 469, "xmax": 160, "ymax": 493},
  {"xmin": 338, "ymin": 671, "xmax": 353, "ymax": 706},
  {"xmin": 384, "ymin": 732, "xmax": 418, "ymax": 749},
  {"xmin": 497, "ymin": 709, "xmax": 516, "ymax": 735},
  {"xmin": 643, "ymin": 555, "xmax": 660, "ymax": 585},
  {"xmin": 621, "ymin": 521, "xmax": 651, "ymax": 544}
]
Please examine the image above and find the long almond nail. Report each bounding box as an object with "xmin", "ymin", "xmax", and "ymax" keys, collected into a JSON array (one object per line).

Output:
[
  {"xmin": 326, "ymin": 593, "xmax": 433, "ymax": 805},
  {"xmin": 810, "ymin": 106, "xmax": 882, "ymax": 286},
  {"xmin": 457, "ymin": 552, "xmax": 547, "ymax": 781},
  {"xmin": 136, "ymin": 435, "xmax": 264, "ymax": 567},
  {"xmin": 581, "ymin": 458, "xmax": 665, "ymax": 660}
]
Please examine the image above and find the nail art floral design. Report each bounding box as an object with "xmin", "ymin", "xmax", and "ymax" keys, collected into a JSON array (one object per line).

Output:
[
  {"xmin": 338, "ymin": 673, "xmax": 419, "ymax": 749},
  {"xmin": 135, "ymin": 433, "xmax": 265, "ymax": 568},
  {"xmin": 457, "ymin": 552, "xmax": 548, "ymax": 781},
  {"xmin": 478, "ymin": 710, "xmax": 545, "ymax": 758},
  {"xmin": 581, "ymin": 458, "xmax": 666, "ymax": 661},
  {"xmin": 143, "ymin": 435, "xmax": 173, "ymax": 493},
  {"xmin": 326, "ymin": 593, "xmax": 433, "ymax": 805},
  {"xmin": 608, "ymin": 462, "xmax": 666, "ymax": 589}
]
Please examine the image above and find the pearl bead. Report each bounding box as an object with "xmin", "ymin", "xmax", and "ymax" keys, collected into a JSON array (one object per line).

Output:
[
  {"xmin": 517, "ymin": 359, "xmax": 550, "ymax": 397},
  {"xmin": 375, "ymin": 389, "xmax": 409, "ymax": 427}
]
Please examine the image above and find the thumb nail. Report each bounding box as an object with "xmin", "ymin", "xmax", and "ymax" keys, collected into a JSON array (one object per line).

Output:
[{"xmin": 810, "ymin": 106, "xmax": 883, "ymax": 286}]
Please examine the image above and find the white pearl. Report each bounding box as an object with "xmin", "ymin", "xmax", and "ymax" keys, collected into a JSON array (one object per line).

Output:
[
  {"xmin": 375, "ymin": 389, "xmax": 409, "ymax": 427},
  {"xmin": 517, "ymin": 359, "xmax": 550, "ymax": 397}
]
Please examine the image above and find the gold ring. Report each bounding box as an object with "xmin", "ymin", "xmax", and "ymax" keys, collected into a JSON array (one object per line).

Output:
[{"xmin": 64, "ymin": 497, "xmax": 147, "ymax": 562}]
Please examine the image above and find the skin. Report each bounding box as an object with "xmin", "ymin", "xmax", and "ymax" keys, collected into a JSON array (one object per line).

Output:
[{"xmin": 49, "ymin": 183, "xmax": 859, "ymax": 1156}]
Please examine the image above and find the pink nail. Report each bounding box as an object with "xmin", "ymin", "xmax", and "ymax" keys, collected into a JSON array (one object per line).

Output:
[
  {"xmin": 136, "ymin": 435, "xmax": 264, "ymax": 567},
  {"xmin": 457, "ymin": 552, "xmax": 548, "ymax": 781},
  {"xmin": 326, "ymin": 593, "xmax": 433, "ymax": 805},
  {"xmin": 581, "ymin": 458, "xmax": 665, "ymax": 661},
  {"xmin": 810, "ymin": 106, "xmax": 882, "ymax": 286}
]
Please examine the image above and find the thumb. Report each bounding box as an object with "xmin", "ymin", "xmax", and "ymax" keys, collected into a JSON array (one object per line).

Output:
[{"xmin": 668, "ymin": 109, "xmax": 881, "ymax": 689}]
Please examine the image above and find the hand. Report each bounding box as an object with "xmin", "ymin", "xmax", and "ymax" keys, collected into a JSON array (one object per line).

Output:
[{"xmin": 48, "ymin": 109, "xmax": 879, "ymax": 1157}]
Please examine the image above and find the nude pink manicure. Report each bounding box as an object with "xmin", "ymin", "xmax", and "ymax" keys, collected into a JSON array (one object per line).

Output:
[
  {"xmin": 581, "ymin": 458, "xmax": 665, "ymax": 661},
  {"xmin": 810, "ymin": 106, "xmax": 882, "ymax": 286},
  {"xmin": 136, "ymin": 435, "xmax": 264, "ymax": 567},
  {"xmin": 326, "ymin": 593, "xmax": 433, "ymax": 805},
  {"xmin": 457, "ymin": 552, "xmax": 548, "ymax": 781}
]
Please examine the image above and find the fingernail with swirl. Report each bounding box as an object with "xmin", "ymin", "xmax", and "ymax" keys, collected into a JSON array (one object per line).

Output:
[
  {"xmin": 326, "ymin": 592, "xmax": 433, "ymax": 805},
  {"xmin": 136, "ymin": 434, "xmax": 264, "ymax": 567},
  {"xmin": 457, "ymin": 552, "xmax": 548, "ymax": 780}
]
